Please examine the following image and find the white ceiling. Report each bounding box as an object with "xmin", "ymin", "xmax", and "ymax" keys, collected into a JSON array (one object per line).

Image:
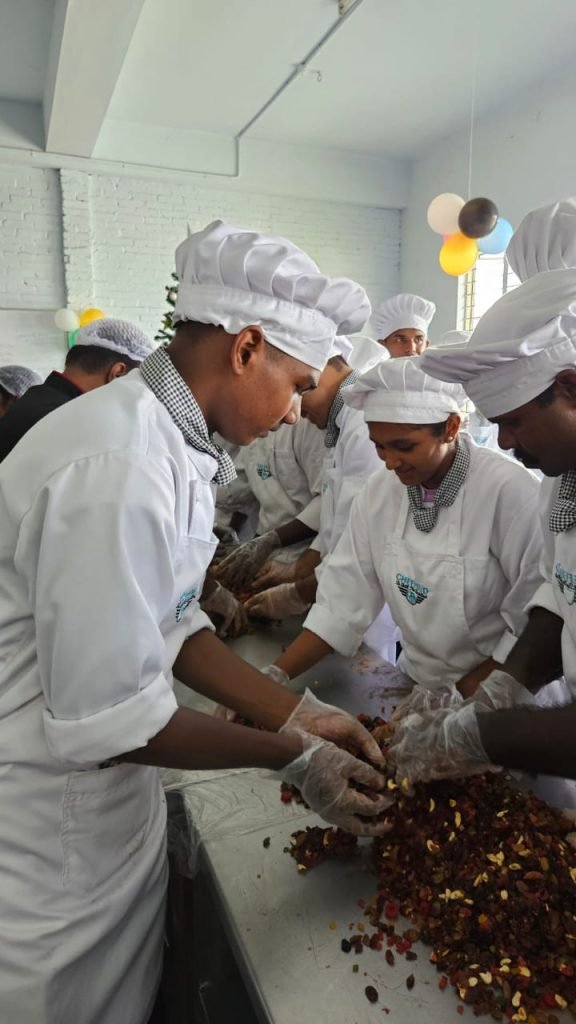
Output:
[
  {"xmin": 1, "ymin": 0, "xmax": 575, "ymax": 161},
  {"xmin": 0, "ymin": 0, "xmax": 55, "ymax": 103}
]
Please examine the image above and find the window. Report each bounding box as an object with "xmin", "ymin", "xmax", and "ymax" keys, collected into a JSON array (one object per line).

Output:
[{"xmin": 458, "ymin": 255, "xmax": 520, "ymax": 331}]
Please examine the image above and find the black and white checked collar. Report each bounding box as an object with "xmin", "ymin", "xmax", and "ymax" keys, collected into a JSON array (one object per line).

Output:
[
  {"xmin": 549, "ymin": 470, "xmax": 576, "ymax": 534},
  {"xmin": 325, "ymin": 370, "xmax": 359, "ymax": 449},
  {"xmin": 139, "ymin": 346, "xmax": 236, "ymax": 485},
  {"xmin": 407, "ymin": 438, "xmax": 470, "ymax": 533}
]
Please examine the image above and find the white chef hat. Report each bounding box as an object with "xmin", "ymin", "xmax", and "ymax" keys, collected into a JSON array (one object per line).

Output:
[
  {"xmin": 370, "ymin": 293, "xmax": 436, "ymax": 341},
  {"xmin": 420, "ymin": 268, "xmax": 576, "ymax": 418},
  {"xmin": 506, "ymin": 198, "xmax": 576, "ymax": 283},
  {"xmin": 171, "ymin": 220, "xmax": 370, "ymax": 372},
  {"xmin": 330, "ymin": 335, "xmax": 354, "ymax": 362},
  {"xmin": 75, "ymin": 318, "xmax": 154, "ymax": 362},
  {"xmin": 343, "ymin": 356, "xmax": 465, "ymax": 423},
  {"xmin": 0, "ymin": 364, "xmax": 42, "ymax": 398},
  {"xmin": 435, "ymin": 329, "xmax": 472, "ymax": 347},
  {"xmin": 347, "ymin": 334, "xmax": 389, "ymax": 372}
]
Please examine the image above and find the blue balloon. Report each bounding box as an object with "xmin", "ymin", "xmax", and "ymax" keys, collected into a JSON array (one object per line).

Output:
[{"xmin": 478, "ymin": 218, "xmax": 514, "ymax": 255}]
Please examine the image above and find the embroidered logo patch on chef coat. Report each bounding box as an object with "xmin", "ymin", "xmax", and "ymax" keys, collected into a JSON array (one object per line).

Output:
[
  {"xmin": 554, "ymin": 562, "xmax": 576, "ymax": 606},
  {"xmin": 256, "ymin": 463, "xmax": 272, "ymax": 480},
  {"xmin": 396, "ymin": 573, "xmax": 430, "ymax": 606},
  {"xmin": 176, "ymin": 587, "xmax": 198, "ymax": 622}
]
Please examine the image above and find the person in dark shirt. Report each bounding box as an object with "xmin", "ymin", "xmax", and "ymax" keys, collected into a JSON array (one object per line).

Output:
[
  {"xmin": 0, "ymin": 365, "xmax": 42, "ymax": 418},
  {"xmin": 0, "ymin": 318, "xmax": 153, "ymax": 462}
]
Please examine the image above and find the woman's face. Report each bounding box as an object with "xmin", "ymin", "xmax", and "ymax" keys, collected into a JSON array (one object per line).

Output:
[{"xmin": 367, "ymin": 416, "xmax": 460, "ymax": 488}]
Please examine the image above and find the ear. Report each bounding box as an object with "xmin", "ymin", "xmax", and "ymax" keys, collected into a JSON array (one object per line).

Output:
[
  {"xmin": 445, "ymin": 411, "xmax": 461, "ymax": 441},
  {"xmin": 107, "ymin": 361, "xmax": 129, "ymax": 382},
  {"xmin": 554, "ymin": 369, "xmax": 576, "ymax": 404},
  {"xmin": 229, "ymin": 325, "xmax": 267, "ymax": 377}
]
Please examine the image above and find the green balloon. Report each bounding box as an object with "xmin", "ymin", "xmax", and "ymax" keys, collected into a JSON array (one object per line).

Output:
[{"xmin": 68, "ymin": 328, "xmax": 79, "ymax": 348}]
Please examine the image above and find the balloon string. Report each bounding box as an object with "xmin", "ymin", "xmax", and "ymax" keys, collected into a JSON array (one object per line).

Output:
[{"xmin": 467, "ymin": 22, "xmax": 479, "ymax": 200}]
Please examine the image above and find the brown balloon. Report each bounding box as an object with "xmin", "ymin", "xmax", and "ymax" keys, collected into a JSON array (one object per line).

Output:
[{"xmin": 458, "ymin": 197, "xmax": 499, "ymax": 239}]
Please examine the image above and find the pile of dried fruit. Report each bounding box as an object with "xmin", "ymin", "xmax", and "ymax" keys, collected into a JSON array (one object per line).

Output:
[{"xmin": 284, "ymin": 715, "xmax": 576, "ymax": 1023}]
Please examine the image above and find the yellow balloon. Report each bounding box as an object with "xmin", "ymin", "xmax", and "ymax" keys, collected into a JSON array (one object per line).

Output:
[
  {"xmin": 79, "ymin": 307, "xmax": 105, "ymax": 327},
  {"xmin": 439, "ymin": 233, "xmax": 478, "ymax": 276}
]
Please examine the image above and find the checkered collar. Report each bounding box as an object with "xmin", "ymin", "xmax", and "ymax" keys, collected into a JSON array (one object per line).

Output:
[
  {"xmin": 325, "ymin": 370, "xmax": 359, "ymax": 449},
  {"xmin": 406, "ymin": 437, "xmax": 470, "ymax": 533},
  {"xmin": 549, "ymin": 470, "xmax": 576, "ymax": 534},
  {"xmin": 139, "ymin": 346, "xmax": 236, "ymax": 485}
]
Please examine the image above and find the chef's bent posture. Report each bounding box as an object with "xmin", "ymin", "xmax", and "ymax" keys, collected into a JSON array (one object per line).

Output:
[
  {"xmin": 388, "ymin": 268, "xmax": 576, "ymax": 787},
  {"xmin": 274, "ymin": 359, "xmax": 545, "ymax": 698},
  {"xmin": 0, "ymin": 221, "xmax": 391, "ymax": 1024}
]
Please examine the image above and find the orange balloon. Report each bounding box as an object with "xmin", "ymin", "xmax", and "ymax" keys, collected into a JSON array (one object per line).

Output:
[
  {"xmin": 79, "ymin": 307, "xmax": 105, "ymax": 327},
  {"xmin": 439, "ymin": 233, "xmax": 478, "ymax": 276}
]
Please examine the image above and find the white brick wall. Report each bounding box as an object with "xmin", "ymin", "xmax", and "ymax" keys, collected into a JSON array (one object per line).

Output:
[
  {"xmin": 88, "ymin": 176, "xmax": 401, "ymax": 338},
  {"xmin": 0, "ymin": 164, "xmax": 401, "ymax": 345},
  {"xmin": 0, "ymin": 165, "xmax": 65, "ymax": 309}
]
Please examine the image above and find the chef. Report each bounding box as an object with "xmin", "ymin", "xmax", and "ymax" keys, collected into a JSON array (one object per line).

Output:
[
  {"xmin": 371, "ymin": 292, "xmax": 436, "ymax": 356},
  {"xmin": 245, "ymin": 341, "xmax": 399, "ymax": 660},
  {"xmin": 0, "ymin": 220, "xmax": 390, "ymax": 1024},
  {"xmin": 389, "ymin": 268, "xmax": 576, "ymax": 787},
  {"xmin": 271, "ymin": 358, "xmax": 545, "ymax": 700},
  {"xmin": 506, "ymin": 196, "xmax": 576, "ymax": 281},
  {"xmin": 0, "ymin": 364, "xmax": 41, "ymax": 417},
  {"xmin": 0, "ymin": 318, "xmax": 154, "ymax": 461}
]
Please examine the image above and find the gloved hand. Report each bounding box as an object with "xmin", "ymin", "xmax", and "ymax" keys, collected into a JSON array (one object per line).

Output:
[
  {"xmin": 215, "ymin": 531, "xmax": 281, "ymax": 590},
  {"xmin": 280, "ymin": 730, "xmax": 394, "ymax": 836},
  {"xmin": 213, "ymin": 664, "xmax": 289, "ymax": 722},
  {"xmin": 470, "ymin": 669, "xmax": 536, "ymax": 711},
  {"xmin": 388, "ymin": 703, "xmax": 494, "ymax": 786},
  {"xmin": 244, "ymin": 583, "xmax": 311, "ymax": 620},
  {"xmin": 280, "ymin": 688, "xmax": 385, "ymax": 767},
  {"xmin": 213, "ymin": 524, "xmax": 240, "ymax": 561},
  {"xmin": 391, "ymin": 684, "xmax": 463, "ymax": 724},
  {"xmin": 251, "ymin": 558, "xmax": 299, "ymax": 593},
  {"xmin": 200, "ymin": 582, "xmax": 249, "ymax": 639}
]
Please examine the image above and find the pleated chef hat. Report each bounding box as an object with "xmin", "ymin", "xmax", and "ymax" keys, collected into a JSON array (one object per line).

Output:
[
  {"xmin": 75, "ymin": 318, "xmax": 154, "ymax": 362},
  {"xmin": 420, "ymin": 268, "xmax": 576, "ymax": 418},
  {"xmin": 0, "ymin": 364, "xmax": 42, "ymax": 398},
  {"xmin": 506, "ymin": 198, "xmax": 576, "ymax": 282},
  {"xmin": 343, "ymin": 356, "xmax": 465, "ymax": 423},
  {"xmin": 435, "ymin": 329, "xmax": 471, "ymax": 347},
  {"xmin": 172, "ymin": 220, "xmax": 370, "ymax": 372},
  {"xmin": 370, "ymin": 293, "xmax": 436, "ymax": 341}
]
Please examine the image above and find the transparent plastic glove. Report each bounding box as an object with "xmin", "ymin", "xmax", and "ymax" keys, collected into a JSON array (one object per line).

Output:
[
  {"xmin": 562, "ymin": 809, "xmax": 576, "ymax": 849},
  {"xmin": 251, "ymin": 558, "xmax": 299, "ymax": 593},
  {"xmin": 213, "ymin": 524, "xmax": 240, "ymax": 561},
  {"xmin": 215, "ymin": 531, "xmax": 280, "ymax": 590},
  {"xmin": 391, "ymin": 684, "xmax": 463, "ymax": 724},
  {"xmin": 279, "ymin": 730, "xmax": 394, "ymax": 836},
  {"xmin": 280, "ymin": 688, "xmax": 386, "ymax": 767},
  {"xmin": 470, "ymin": 669, "xmax": 536, "ymax": 711},
  {"xmin": 388, "ymin": 703, "xmax": 493, "ymax": 786},
  {"xmin": 245, "ymin": 583, "xmax": 310, "ymax": 620},
  {"xmin": 200, "ymin": 582, "xmax": 248, "ymax": 639}
]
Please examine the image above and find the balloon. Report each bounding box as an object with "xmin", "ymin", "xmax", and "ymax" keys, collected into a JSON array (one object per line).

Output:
[
  {"xmin": 439, "ymin": 233, "xmax": 478, "ymax": 276},
  {"xmin": 54, "ymin": 308, "xmax": 80, "ymax": 332},
  {"xmin": 79, "ymin": 307, "xmax": 105, "ymax": 327},
  {"xmin": 458, "ymin": 197, "xmax": 499, "ymax": 239},
  {"xmin": 68, "ymin": 328, "xmax": 79, "ymax": 347},
  {"xmin": 477, "ymin": 218, "xmax": 514, "ymax": 255},
  {"xmin": 427, "ymin": 193, "xmax": 465, "ymax": 235}
]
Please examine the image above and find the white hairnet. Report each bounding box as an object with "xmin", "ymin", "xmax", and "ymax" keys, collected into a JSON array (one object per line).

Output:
[
  {"xmin": 506, "ymin": 198, "xmax": 576, "ymax": 282},
  {"xmin": 0, "ymin": 364, "xmax": 42, "ymax": 398},
  {"xmin": 75, "ymin": 318, "xmax": 154, "ymax": 362},
  {"xmin": 171, "ymin": 220, "xmax": 371, "ymax": 372}
]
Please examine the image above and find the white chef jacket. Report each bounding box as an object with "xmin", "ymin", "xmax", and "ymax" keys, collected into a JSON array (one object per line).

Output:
[
  {"xmin": 216, "ymin": 417, "xmax": 325, "ymax": 561},
  {"xmin": 0, "ymin": 371, "xmax": 217, "ymax": 1023},
  {"xmin": 527, "ymin": 476, "xmax": 576, "ymax": 693},
  {"xmin": 305, "ymin": 436, "xmax": 544, "ymax": 689}
]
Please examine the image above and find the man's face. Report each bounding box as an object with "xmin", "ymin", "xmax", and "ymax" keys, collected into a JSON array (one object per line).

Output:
[
  {"xmin": 491, "ymin": 382, "xmax": 576, "ymax": 476},
  {"xmin": 381, "ymin": 329, "xmax": 429, "ymax": 358}
]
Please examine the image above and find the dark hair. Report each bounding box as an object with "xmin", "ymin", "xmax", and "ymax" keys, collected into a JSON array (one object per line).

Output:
[
  {"xmin": 327, "ymin": 355, "xmax": 349, "ymax": 370},
  {"xmin": 64, "ymin": 345, "xmax": 140, "ymax": 374},
  {"xmin": 0, "ymin": 385, "xmax": 11, "ymax": 403},
  {"xmin": 534, "ymin": 382, "xmax": 557, "ymax": 407}
]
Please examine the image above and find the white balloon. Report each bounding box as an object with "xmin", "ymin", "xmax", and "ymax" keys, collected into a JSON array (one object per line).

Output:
[
  {"xmin": 54, "ymin": 308, "xmax": 80, "ymax": 332},
  {"xmin": 427, "ymin": 193, "xmax": 465, "ymax": 235}
]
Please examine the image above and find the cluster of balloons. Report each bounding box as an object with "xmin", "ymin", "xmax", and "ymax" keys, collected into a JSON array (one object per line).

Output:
[
  {"xmin": 53, "ymin": 307, "xmax": 106, "ymax": 346},
  {"xmin": 427, "ymin": 193, "xmax": 514, "ymax": 276}
]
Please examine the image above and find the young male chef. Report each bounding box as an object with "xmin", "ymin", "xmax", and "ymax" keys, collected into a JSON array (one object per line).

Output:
[
  {"xmin": 371, "ymin": 292, "xmax": 436, "ymax": 356},
  {"xmin": 0, "ymin": 220, "xmax": 389, "ymax": 1024},
  {"xmin": 389, "ymin": 268, "xmax": 576, "ymax": 786}
]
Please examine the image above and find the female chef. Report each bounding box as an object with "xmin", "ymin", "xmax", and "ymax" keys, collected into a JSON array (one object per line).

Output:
[{"xmin": 273, "ymin": 358, "xmax": 547, "ymax": 698}]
